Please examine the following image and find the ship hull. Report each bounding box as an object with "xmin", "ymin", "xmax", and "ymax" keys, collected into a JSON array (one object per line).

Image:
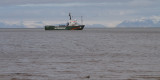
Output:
[{"xmin": 45, "ymin": 25, "xmax": 85, "ymax": 30}]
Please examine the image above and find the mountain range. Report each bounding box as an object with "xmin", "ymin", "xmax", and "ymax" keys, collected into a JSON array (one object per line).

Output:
[
  {"xmin": 0, "ymin": 22, "xmax": 26, "ymax": 28},
  {"xmin": 1, "ymin": 17, "xmax": 160, "ymax": 28},
  {"xmin": 0, "ymin": 21, "xmax": 107, "ymax": 28},
  {"xmin": 117, "ymin": 18, "xmax": 160, "ymax": 28}
]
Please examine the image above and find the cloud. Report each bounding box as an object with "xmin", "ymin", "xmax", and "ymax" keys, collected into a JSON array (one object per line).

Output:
[
  {"xmin": 1, "ymin": 0, "xmax": 158, "ymax": 7},
  {"xmin": 0, "ymin": 0, "xmax": 96, "ymax": 6},
  {"xmin": 0, "ymin": 0, "xmax": 136, "ymax": 6},
  {"xmin": 129, "ymin": 0, "xmax": 157, "ymax": 7}
]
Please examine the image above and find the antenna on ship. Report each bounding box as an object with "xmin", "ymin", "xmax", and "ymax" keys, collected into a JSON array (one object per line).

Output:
[{"xmin": 81, "ymin": 16, "xmax": 83, "ymax": 25}]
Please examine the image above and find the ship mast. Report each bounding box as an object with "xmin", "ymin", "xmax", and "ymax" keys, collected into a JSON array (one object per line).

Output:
[
  {"xmin": 81, "ymin": 16, "xmax": 83, "ymax": 25},
  {"xmin": 69, "ymin": 13, "xmax": 72, "ymax": 20}
]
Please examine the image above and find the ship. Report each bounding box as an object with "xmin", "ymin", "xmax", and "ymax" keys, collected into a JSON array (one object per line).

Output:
[{"xmin": 45, "ymin": 13, "xmax": 85, "ymax": 30}]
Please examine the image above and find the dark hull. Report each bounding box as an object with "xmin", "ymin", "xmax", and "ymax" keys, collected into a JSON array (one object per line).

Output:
[{"xmin": 45, "ymin": 25, "xmax": 85, "ymax": 30}]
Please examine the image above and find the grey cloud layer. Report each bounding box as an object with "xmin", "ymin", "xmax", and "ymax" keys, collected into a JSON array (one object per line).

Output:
[{"xmin": 0, "ymin": 0, "xmax": 132, "ymax": 6}]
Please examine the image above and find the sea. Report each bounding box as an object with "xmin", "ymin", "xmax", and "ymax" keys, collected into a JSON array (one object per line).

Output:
[{"xmin": 0, "ymin": 28, "xmax": 160, "ymax": 80}]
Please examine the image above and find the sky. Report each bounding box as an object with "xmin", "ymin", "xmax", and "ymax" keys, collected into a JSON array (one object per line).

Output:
[{"xmin": 0, "ymin": 0, "xmax": 160, "ymax": 28}]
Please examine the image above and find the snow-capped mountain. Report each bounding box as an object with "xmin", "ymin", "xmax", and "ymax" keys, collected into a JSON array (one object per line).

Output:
[
  {"xmin": 117, "ymin": 16, "xmax": 160, "ymax": 28},
  {"xmin": 0, "ymin": 22, "xmax": 26, "ymax": 28}
]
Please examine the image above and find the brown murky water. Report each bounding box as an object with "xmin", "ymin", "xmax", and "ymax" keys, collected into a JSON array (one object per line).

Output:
[{"xmin": 0, "ymin": 28, "xmax": 160, "ymax": 80}]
